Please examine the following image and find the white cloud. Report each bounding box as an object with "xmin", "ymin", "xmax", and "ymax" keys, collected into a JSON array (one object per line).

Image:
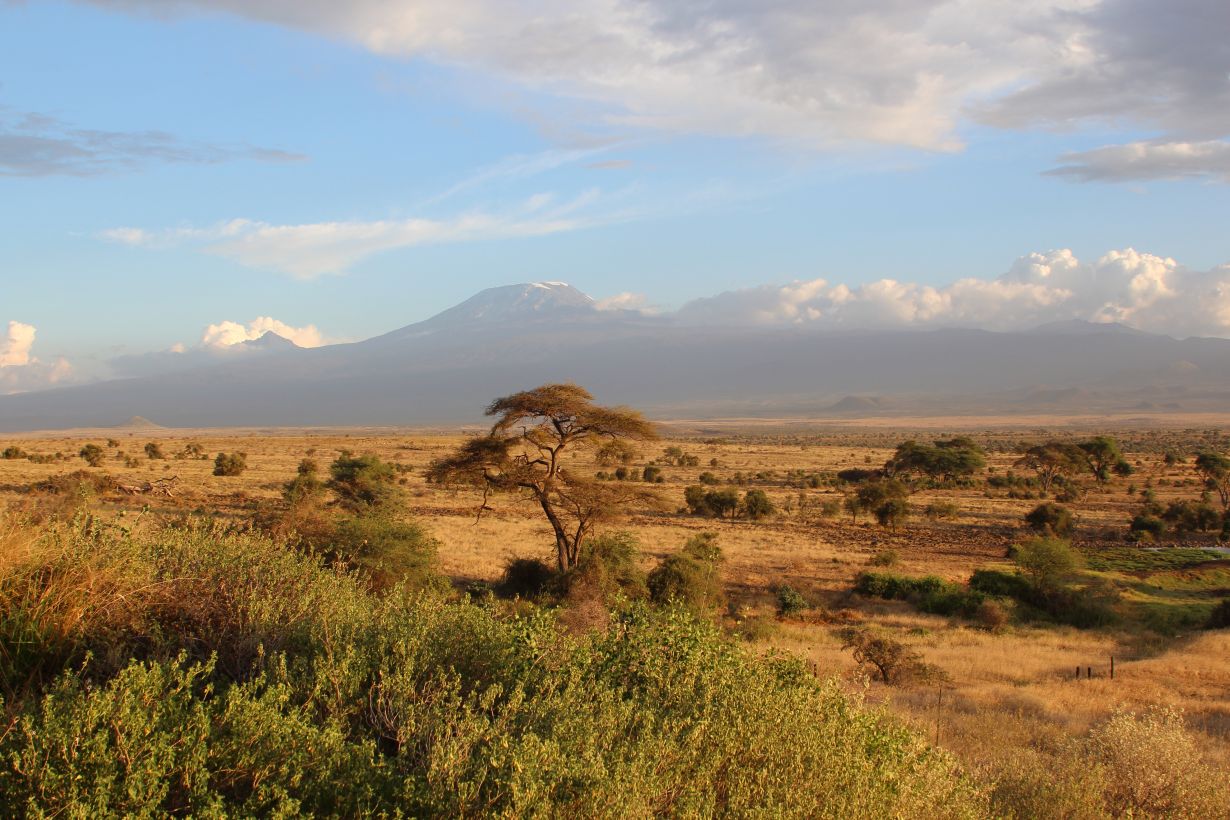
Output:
[
  {"xmin": 101, "ymin": 192, "xmax": 612, "ymax": 278},
  {"xmin": 80, "ymin": 0, "xmax": 1230, "ymax": 181},
  {"xmin": 1046, "ymin": 140, "xmax": 1230, "ymax": 183},
  {"xmin": 676, "ymin": 248, "xmax": 1230, "ymax": 338},
  {"xmin": 0, "ymin": 321, "xmax": 36, "ymax": 367},
  {"xmin": 201, "ymin": 317, "xmax": 326, "ymax": 348},
  {"xmin": 77, "ymin": 0, "xmax": 1081, "ymax": 152},
  {"xmin": 595, "ymin": 291, "xmax": 650, "ymax": 312},
  {"xmin": 0, "ymin": 321, "xmax": 74, "ymax": 395}
]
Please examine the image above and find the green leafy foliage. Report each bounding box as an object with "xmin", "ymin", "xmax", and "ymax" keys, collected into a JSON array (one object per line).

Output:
[
  {"xmin": 212, "ymin": 452, "xmax": 247, "ymax": 477},
  {"xmin": 0, "ymin": 520, "xmax": 986, "ymax": 818}
]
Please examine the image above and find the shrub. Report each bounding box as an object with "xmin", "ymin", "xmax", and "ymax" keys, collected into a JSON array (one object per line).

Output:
[
  {"xmin": 924, "ymin": 501, "xmax": 959, "ymax": 520},
  {"xmin": 840, "ymin": 628, "xmax": 944, "ymax": 686},
  {"xmin": 496, "ymin": 556, "xmax": 555, "ymax": 599},
  {"xmin": 1024, "ymin": 502, "xmax": 1073, "ymax": 535},
  {"xmin": 968, "ymin": 569, "xmax": 1031, "ymax": 599},
  {"xmin": 327, "ymin": 451, "xmax": 397, "ymax": 510},
  {"xmin": 557, "ymin": 531, "xmax": 647, "ymax": 601},
  {"xmin": 0, "ymin": 516, "xmax": 991, "ymax": 817},
  {"xmin": 327, "ymin": 514, "xmax": 440, "ymax": 591},
  {"xmin": 974, "ymin": 599, "xmax": 1010, "ymax": 631},
  {"xmin": 742, "ymin": 488, "xmax": 775, "ymax": 520},
  {"xmin": 647, "ymin": 532, "xmax": 725, "ymax": 614},
  {"xmin": 213, "ymin": 452, "xmax": 247, "ymax": 477},
  {"xmin": 144, "ymin": 442, "xmax": 165, "ymax": 460},
  {"xmin": 874, "ymin": 497, "xmax": 909, "ymax": 528},
  {"xmin": 1128, "ymin": 513, "xmax": 1166, "ymax": 540},
  {"xmin": 1089, "ymin": 707, "xmax": 1227, "ymax": 817},
  {"xmin": 79, "ymin": 444, "xmax": 105, "ymax": 467},
  {"xmin": 697, "ymin": 471, "xmax": 719, "ymax": 485},
  {"xmin": 837, "ymin": 468, "xmax": 879, "ymax": 484},
  {"xmin": 775, "ymin": 584, "xmax": 808, "ymax": 617},
  {"xmin": 1013, "ymin": 536, "xmax": 1081, "ymax": 590},
  {"xmin": 3, "ymin": 446, "xmax": 26, "ymax": 460},
  {"xmin": 1162, "ymin": 500, "xmax": 1221, "ymax": 533},
  {"xmin": 1207, "ymin": 598, "xmax": 1230, "ymax": 629},
  {"xmin": 868, "ymin": 549, "xmax": 898, "ymax": 567},
  {"xmin": 819, "ymin": 498, "xmax": 842, "ymax": 518},
  {"xmin": 854, "ymin": 572, "xmax": 984, "ymax": 618},
  {"xmin": 641, "ymin": 465, "xmax": 662, "ymax": 483}
]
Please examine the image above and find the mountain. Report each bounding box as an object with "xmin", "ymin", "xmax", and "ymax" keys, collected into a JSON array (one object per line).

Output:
[{"xmin": 2, "ymin": 282, "xmax": 1230, "ymax": 431}]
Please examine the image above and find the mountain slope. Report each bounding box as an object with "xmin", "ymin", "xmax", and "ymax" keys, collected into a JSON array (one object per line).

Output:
[{"xmin": 2, "ymin": 283, "xmax": 1228, "ymax": 431}]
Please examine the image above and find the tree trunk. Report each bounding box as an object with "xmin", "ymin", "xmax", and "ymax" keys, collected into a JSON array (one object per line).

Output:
[{"xmin": 536, "ymin": 491, "xmax": 574, "ymax": 572}]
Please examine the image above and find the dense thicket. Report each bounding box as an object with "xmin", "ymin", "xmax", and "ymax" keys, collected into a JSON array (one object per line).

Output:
[{"xmin": 0, "ymin": 517, "xmax": 984, "ymax": 818}]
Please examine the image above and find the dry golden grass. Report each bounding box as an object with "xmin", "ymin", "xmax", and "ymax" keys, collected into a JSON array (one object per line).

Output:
[{"xmin": 2, "ymin": 422, "xmax": 1228, "ymax": 777}]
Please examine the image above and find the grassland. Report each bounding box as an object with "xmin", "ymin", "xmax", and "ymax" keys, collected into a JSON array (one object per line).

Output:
[{"xmin": 2, "ymin": 421, "xmax": 1228, "ymax": 813}]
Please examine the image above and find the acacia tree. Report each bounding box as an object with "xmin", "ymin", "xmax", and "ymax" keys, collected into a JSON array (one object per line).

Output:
[
  {"xmin": 1014, "ymin": 442, "xmax": 1089, "ymax": 493},
  {"xmin": 1078, "ymin": 436, "xmax": 1129, "ymax": 486},
  {"xmin": 1194, "ymin": 452, "xmax": 1230, "ymax": 509},
  {"xmin": 428, "ymin": 383, "xmax": 660, "ymax": 572}
]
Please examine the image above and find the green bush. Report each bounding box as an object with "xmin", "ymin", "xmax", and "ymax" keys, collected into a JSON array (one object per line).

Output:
[
  {"xmin": 212, "ymin": 452, "xmax": 247, "ymax": 477},
  {"xmin": 647, "ymin": 533, "xmax": 725, "ymax": 614},
  {"xmin": 854, "ymin": 572, "xmax": 987, "ymax": 618},
  {"xmin": 144, "ymin": 442, "xmax": 165, "ymax": 460},
  {"xmin": 556, "ymin": 531, "xmax": 647, "ymax": 601},
  {"xmin": 79, "ymin": 444, "xmax": 105, "ymax": 467},
  {"xmin": 327, "ymin": 451, "xmax": 398, "ymax": 510},
  {"xmin": 1024, "ymin": 502, "xmax": 1072, "ymax": 535},
  {"xmin": 0, "ymin": 520, "xmax": 987, "ymax": 818},
  {"xmin": 1207, "ymin": 598, "xmax": 1230, "ymax": 629},
  {"xmin": 775, "ymin": 584, "xmax": 809, "ymax": 617},
  {"xmin": 497, "ymin": 556, "xmax": 555, "ymax": 599},
  {"xmin": 742, "ymin": 488, "xmax": 775, "ymax": 520},
  {"xmin": 327, "ymin": 514, "xmax": 441, "ymax": 591}
]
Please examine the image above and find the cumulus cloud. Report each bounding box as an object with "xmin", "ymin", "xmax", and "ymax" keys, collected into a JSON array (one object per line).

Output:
[
  {"xmin": 1045, "ymin": 140, "xmax": 1230, "ymax": 183},
  {"xmin": 0, "ymin": 108, "xmax": 304, "ymax": 177},
  {"xmin": 100, "ymin": 192, "xmax": 612, "ymax": 278},
  {"xmin": 595, "ymin": 291, "xmax": 650, "ymax": 312},
  {"xmin": 80, "ymin": 0, "xmax": 1230, "ymax": 180},
  {"xmin": 676, "ymin": 248, "xmax": 1230, "ymax": 338},
  {"xmin": 0, "ymin": 321, "xmax": 74, "ymax": 395},
  {"xmin": 201, "ymin": 317, "xmax": 326, "ymax": 348},
  {"xmin": 0, "ymin": 321, "xmax": 36, "ymax": 367}
]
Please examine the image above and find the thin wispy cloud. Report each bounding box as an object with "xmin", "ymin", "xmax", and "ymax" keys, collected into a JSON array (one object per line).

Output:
[
  {"xmin": 100, "ymin": 191, "xmax": 616, "ymax": 278},
  {"xmin": 0, "ymin": 108, "xmax": 304, "ymax": 177},
  {"xmin": 1046, "ymin": 140, "xmax": 1230, "ymax": 183}
]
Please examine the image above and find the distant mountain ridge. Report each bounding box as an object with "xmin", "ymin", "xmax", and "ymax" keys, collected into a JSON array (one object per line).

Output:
[{"xmin": 2, "ymin": 282, "xmax": 1229, "ymax": 431}]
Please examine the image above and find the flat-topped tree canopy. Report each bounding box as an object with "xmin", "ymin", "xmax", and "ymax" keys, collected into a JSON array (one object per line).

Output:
[{"xmin": 431, "ymin": 383, "xmax": 660, "ymax": 572}]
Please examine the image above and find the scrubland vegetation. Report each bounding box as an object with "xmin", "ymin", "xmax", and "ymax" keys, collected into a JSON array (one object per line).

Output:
[{"xmin": 1, "ymin": 388, "xmax": 1229, "ymax": 816}]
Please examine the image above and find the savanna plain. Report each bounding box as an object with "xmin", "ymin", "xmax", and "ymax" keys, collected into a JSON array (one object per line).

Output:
[{"xmin": 1, "ymin": 408, "xmax": 1228, "ymax": 817}]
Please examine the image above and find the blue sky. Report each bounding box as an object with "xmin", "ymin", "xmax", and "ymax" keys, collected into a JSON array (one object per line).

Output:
[{"xmin": 2, "ymin": 0, "xmax": 1229, "ymax": 387}]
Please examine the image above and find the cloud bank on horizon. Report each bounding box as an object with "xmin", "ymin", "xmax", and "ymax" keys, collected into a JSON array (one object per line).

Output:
[
  {"xmin": 676, "ymin": 248, "xmax": 1230, "ymax": 337},
  {"xmin": 6, "ymin": 246, "xmax": 1230, "ymax": 395},
  {"xmin": 80, "ymin": 0, "xmax": 1230, "ymax": 181}
]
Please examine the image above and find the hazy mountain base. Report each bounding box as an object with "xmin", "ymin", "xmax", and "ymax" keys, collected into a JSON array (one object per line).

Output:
[
  {"xmin": 0, "ymin": 518, "xmax": 985, "ymax": 818},
  {"xmin": 4, "ymin": 282, "xmax": 1230, "ymax": 431}
]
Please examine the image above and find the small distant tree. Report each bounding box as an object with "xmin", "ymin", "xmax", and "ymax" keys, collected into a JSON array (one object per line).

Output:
[
  {"xmin": 874, "ymin": 497, "xmax": 910, "ymax": 529},
  {"xmin": 428, "ymin": 383, "xmax": 660, "ymax": 572},
  {"xmin": 144, "ymin": 442, "xmax": 165, "ymax": 460},
  {"xmin": 284, "ymin": 458, "xmax": 326, "ymax": 506},
  {"xmin": 1014, "ymin": 536, "xmax": 1081, "ymax": 591},
  {"xmin": 1015, "ymin": 442, "xmax": 1090, "ymax": 493},
  {"xmin": 1194, "ymin": 452, "xmax": 1230, "ymax": 509},
  {"xmin": 706, "ymin": 488, "xmax": 740, "ymax": 519},
  {"xmin": 886, "ymin": 437, "xmax": 985, "ymax": 482},
  {"xmin": 841, "ymin": 628, "xmax": 939, "ymax": 686},
  {"xmin": 2, "ymin": 446, "xmax": 27, "ymax": 460},
  {"xmin": 1162, "ymin": 500, "xmax": 1221, "ymax": 534},
  {"xmin": 595, "ymin": 439, "xmax": 638, "ymax": 466},
  {"xmin": 79, "ymin": 444, "xmax": 104, "ymax": 467},
  {"xmin": 742, "ymin": 489, "xmax": 775, "ymax": 520},
  {"xmin": 1078, "ymin": 436, "xmax": 1128, "ymax": 485},
  {"xmin": 213, "ymin": 452, "xmax": 247, "ymax": 477}
]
